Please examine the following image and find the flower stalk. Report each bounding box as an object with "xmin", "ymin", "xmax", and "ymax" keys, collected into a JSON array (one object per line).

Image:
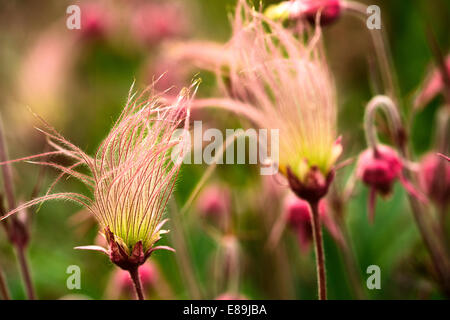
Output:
[
  {"xmin": 0, "ymin": 118, "xmax": 35, "ymax": 300},
  {"xmin": 128, "ymin": 267, "xmax": 145, "ymax": 300},
  {"xmin": 309, "ymin": 200, "xmax": 327, "ymax": 300},
  {"xmin": 363, "ymin": 95, "xmax": 450, "ymax": 296}
]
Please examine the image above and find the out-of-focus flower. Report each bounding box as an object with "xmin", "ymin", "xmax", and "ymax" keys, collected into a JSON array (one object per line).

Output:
[
  {"xmin": 284, "ymin": 195, "xmax": 339, "ymax": 251},
  {"xmin": 414, "ymin": 55, "xmax": 450, "ymax": 109},
  {"xmin": 265, "ymin": 0, "xmax": 341, "ymax": 26},
  {"xmin": 131, "ymin": 1, "xmax": 189, "ymax": 46},
  {"xmin": 418, "ymin": 153, "xmax": 450, "ymax": 208},
  {"xmin": 17, "ymin": 28, "xmax": 77, "ymax": 127},
  {"xmin": 114, "ymin": 262, "xmax": 158, "ymax": 292},
  {"xmin": 196, "ymin": 185, "xmax": 231, "ymax": 230},
  {"xmin": 78, "ymin": 1, "xmax": 115, "ymax": 39},
  {"xmin": 183, "ymin": 0, "xmax": 341, "ymax": 203},
  {"xmin": 357, "ymin": 145, "xmax": 426, "ymax": 222},
  {"xmin": 0, "ymin": 83, "xmax": 197, "ymax": 272}
]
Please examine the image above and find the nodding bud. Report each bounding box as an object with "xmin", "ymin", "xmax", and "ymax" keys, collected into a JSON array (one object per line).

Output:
[
  {"xmin": 265, "ymin": 0, "xmax": 341, "ymax": 26},
  {"xmin": 419, "ymin": 153, "xmax": 450, "ymax": 208},
  {"xmin": 357, "ymin": 145, "xmax": 402, "ymax": 196},
  {"xmin": 357, "ymin": 145, "xmax": 426, "ymax": 223},
  {"xmin": 115, "ymin": 262, "xmax": 158, "ymax": 293},
  {"xmin": 284, "ymin": 195, "xmax": 337, "ymax": 252},
  {"xmin": 197, "ymin": 185, "xmax": 231, "ymax": 230}
]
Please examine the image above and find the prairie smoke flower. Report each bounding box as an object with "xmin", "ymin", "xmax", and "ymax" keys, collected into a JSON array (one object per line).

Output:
[
  {"xmin": 356, "ymin": 146, "xmax": 428, "ymax": 223},
  {"xmin": 0, "ymin": 84, "xmax": 196, "ymax": 292},
  {"xmin": 360, "ymin": 96, "xmax": 427, "ymax": 222},
  {"xmin": 199, "ymin": 1, "xmax": 341, "ymax": 202},
  {"xmin": 179, "ymin": 0, "xmax": 340, "ymax": 299},
  {"xmin": 265, "ymin": 0, "xmax": 341, "ymax": 26}
]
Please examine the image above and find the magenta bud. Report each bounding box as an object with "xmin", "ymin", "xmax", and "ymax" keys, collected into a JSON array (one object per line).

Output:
[
  {"xmin": 284, "ymin": 0, "xmax": 341, "ymax": 26},
  {"xmin": 356, "ymin": 145, "xmax": 426, "ymax": 223},
  {"xmin": 357, "ymin": 145, "xmax": 402, "ymax": 196}
]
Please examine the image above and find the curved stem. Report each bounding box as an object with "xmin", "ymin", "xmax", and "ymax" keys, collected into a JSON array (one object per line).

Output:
[
  {"xmin": 128, "ymin": 267, "xmax": 145, "ymax": 300},
  {"xmin": 364, "ymin": 97, "xmax": 450, "ymax": 296},
  {"xmin": 16, "ymin": 247, "xmax": 35, "ymax": 300},
  {"xmin": 309, "ymin": 200, "xmax": 327, "ymax": 300},
  {"xmin": 364, "ymin": 95, "xmax": 403, "ymax": 150}
]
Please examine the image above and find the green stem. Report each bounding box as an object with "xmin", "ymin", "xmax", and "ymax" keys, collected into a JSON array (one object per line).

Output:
[{"xmin": 16, "ymin": 246, "xmax": 35, "ymax": 300}]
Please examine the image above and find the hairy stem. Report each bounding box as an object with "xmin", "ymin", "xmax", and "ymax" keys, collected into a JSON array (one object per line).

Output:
[
  {"xmin": 309, "ymin": 200, "xmax": 327, "ymax": 300},
  {"xmin": 128, "ymin": 267, "xmax": 145, "ymax": 300}
]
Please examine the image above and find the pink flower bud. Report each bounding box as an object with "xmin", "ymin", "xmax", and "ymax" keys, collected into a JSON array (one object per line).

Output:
[
  {"xmin": 302, "ymin": 0, "xmax": 342, "ymax": 25},
  {"xmin": 265, "ymin": 0, "xmax": 341, "ymax": 25},
  {"xmin": 418, "ymin": 153, "xmax": 450, "ymax": 208},
  {"xmin": 357, "ymin": 145, "xmax": 403, "ymax": 196},
  {"xmin": 357, "ymin": 145, "xmax": 426, "ymax": 222}
]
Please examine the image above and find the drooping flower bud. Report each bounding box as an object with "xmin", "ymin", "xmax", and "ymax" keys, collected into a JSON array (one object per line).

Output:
[
  {"xmin": 357, "ymin": 145, "xmax": 402, "ymax": 196},
  {"xmin": 418, "ymin": 153, "xmax": 450, "ymax": 208},
  {"xmin": 265, "ymin": 0, "xmax": 341, "ymax": 26},
  {"xmin": 357, "ymin": 145, "xmax": 425, "ymax": 222}
]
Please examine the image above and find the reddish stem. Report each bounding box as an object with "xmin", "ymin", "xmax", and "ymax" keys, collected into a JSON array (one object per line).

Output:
[
  {"xmin": 128, "ymin": 267, "xmax": 145, "ymax": 300},
  {"xmin": 309, "ymin": 200, "xmax": 327, "ymax": 300}
]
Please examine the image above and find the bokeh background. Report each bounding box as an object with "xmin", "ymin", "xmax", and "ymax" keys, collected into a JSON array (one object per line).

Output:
[{"xmin": 0, "ymin": 0, "xmax": 449, "ymax": 299}]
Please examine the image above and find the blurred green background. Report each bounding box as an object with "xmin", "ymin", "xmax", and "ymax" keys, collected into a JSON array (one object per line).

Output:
[{"xmin": 0, "ymin": 0, "xmax": 449, "ymax": 300}]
